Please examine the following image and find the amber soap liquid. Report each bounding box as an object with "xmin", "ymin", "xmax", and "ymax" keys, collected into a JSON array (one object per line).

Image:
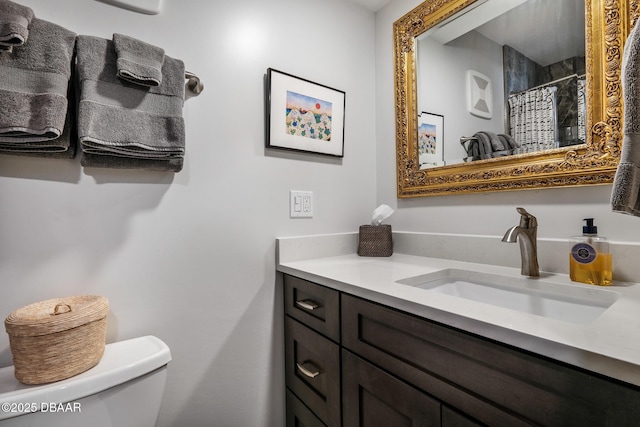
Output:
[{"xmin": 569, "ymin": 253, "xmax": 612, "ymax": 286}]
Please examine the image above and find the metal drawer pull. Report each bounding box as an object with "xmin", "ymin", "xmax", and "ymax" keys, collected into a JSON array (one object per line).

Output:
[
  {"xmin": 296, "ymin": 361, "xmax": 320, "ymax": 378},
  {"xmin": 295, "ymin": 299, "xmax": 319, "ymax": 311}
]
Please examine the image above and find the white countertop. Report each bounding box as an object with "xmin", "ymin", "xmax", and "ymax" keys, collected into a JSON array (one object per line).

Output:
[{"xmin": 277, "ymin": 233, "xmax": 640, "ymax": 388}]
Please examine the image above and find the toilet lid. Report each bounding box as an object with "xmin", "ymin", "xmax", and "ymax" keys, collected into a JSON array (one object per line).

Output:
[{"xmin": 0, "ymin": 335, "xmax": 171, "ymax": 420}]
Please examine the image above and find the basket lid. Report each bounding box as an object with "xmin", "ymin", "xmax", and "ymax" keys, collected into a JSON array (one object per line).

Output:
[{"xmin": 4, "ymin": 295, "xmax": 109, "ymax": 337}]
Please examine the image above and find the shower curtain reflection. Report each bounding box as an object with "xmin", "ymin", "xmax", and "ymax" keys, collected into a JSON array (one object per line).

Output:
[
  {"xmin": 508, "ymin": 86, "xmax": 558, "ymax": 154},
  {"xmin": 507, "ymin": 74, "xmax": 586, "ymax": 155}
]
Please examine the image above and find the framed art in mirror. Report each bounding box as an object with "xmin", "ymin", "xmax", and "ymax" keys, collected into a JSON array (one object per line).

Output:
[
  {"xmin": 418, "ymin": 112, "xmax": 444, "ymax": 168},
  {"xmin": 394, "ymin": 0, "xmax": 636, "ymax": 197},
  {"xmin": 266, "ymin": 68, "xmax": 345, "ymax": 157}
]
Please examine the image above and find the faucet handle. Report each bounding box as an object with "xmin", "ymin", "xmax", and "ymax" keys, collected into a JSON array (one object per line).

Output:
[{"xmin": 516, "ymin": 207, "xmax": 537, "ymax": 228}]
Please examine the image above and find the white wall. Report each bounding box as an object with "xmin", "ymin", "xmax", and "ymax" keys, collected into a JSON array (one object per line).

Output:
[
  {"xmin": 0, "ymin": 1, "xmax": 377, "ymax": 425},
  {"xmin": 376, "ymin": 0, "xmax": 640, "ymax": 244},
  {"xmin": 418, "ymin": 30, "xmax": 505, "ymax": 161}
]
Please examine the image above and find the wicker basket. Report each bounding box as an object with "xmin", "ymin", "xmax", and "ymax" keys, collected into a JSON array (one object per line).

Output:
[
  {"xmin": 358, "ymin": 224, "xmax": 393, "ymax": 257},
  {"xmin": 4, "ymin": 295, "xmax": 109, "ymax": 385}
]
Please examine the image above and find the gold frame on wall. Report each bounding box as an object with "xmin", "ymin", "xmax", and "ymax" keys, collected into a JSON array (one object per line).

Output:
[{"xmin": 394, "ymin": 0, "xmax": 636, "ymax": 198}]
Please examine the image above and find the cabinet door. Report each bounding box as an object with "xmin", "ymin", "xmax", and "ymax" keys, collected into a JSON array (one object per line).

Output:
[
  {"xmin": 342, "ymin": 350, "xmax": 440, "ymax": 427},
  {"xmin": 442, "ymin": 406, "xmax": 484, "ymax": 427},
  {"xmin": 285, "ymin": 317, "xmax": 341, "ymax": 426}
]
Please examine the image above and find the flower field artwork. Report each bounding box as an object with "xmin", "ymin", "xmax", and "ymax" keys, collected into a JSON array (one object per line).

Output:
[
  {"xmin": 285, "ymin": 91, "xmax": 333, "ymax": 141},
  {"xmin": 418, "ymin": 122, "xmax": 436, "ymax": 155},
  {"xmin": 418, "ymin": 112, "xmax": 444, "ymax": 168},
  {"xmin": 267, "ymin": 68, "xmax": 345, "ymax": 157}
]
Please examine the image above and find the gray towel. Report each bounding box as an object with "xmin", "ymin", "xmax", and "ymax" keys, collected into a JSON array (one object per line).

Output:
[
  {"xmin": 474, "ymin": 132, "xmax": 501, "ymax": 159},
  {"xmin": 81, "ymin": 152, "xmax": 183, "ymax": 172},
  {"xmin": 467, "ymin": 131, "xmax": 517, "ymax": 160},
  {"xmin": 612, "ymin": 21, "xmax": 640, "ymax": 216},
  {"xmin": 0, "ymin": 0, "xmax": 34, "ymax": 48},
  {"xmin": 75, "ymin": 35, "xmax": 185, "ymax": 171},
  {"xmin": 472, "ymin": 132, "xmax": 490, "ymax": 159},
  {"xmin": 113, "ymin": 33, "xmax": 164, "ymax": 87},
  {"xmin": 0, "ymin": 17, "xmax": 76, "ymax": 154},
  {"xmin": 498, "ymin": 133, "xmax": 519, "ymax": 150},
  {"xmin": 486, "ymin": 131, "xmax": 505, "ymax": 151},
  {"xmin": 0, "ymin": 99, "xmax": 77, "ymax": 159},
  {"xmin": 463, "ymin": 137, "xmax": 482, "ymax": 160},
  {"xmin": 470, "ymin": 141, "xmax": 480, "ymax": 160}
]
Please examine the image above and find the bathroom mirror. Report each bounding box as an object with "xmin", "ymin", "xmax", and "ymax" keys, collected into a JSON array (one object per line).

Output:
[{"xmin": 394, "ymin": 0, "xmax": 634, "ymax": 197}]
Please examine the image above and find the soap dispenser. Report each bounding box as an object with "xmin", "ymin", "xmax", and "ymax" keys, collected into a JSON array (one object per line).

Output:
[{"xmin": 569, "ymin": 218, "xmax": 612, "ymax": 286}]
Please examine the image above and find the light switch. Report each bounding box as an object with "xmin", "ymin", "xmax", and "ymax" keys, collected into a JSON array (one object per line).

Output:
[{"xmin": 290, "ymin": 191, "xmax": 313, "ymax": 218}]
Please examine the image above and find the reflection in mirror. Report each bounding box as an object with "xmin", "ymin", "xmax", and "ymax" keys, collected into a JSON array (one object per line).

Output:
[
  {"xmin": 395, "ymin": 0, "xmax": 628, "ymax": 197},
  {"xmin": 416, "ymin": 0, "xmax": 586, "ymax": 168}
]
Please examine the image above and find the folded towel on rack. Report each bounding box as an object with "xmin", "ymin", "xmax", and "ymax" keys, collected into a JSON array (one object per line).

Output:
[
  {"xmin": 0, "ymin": 0, "xmax": 34, "ymax": 48},
  {"xmin": 0, "ymin": 99, "xmax": 77, "ymax": 159},
  {"xmin": 468, "ymin": 131, "xmax": 520, "ymax": 159},
  {"xmin": 472, "ymin": 132, "xmax": 490, "ymax": 159},
  {"xmin": 498, "ymin": 133, "xmax": 519, "ymax": 150},
  {"xmin": 485, "ymin": 131, "xmax": 506, "ymax": 151},
  {"xmin": 113, "ymin": 33, "xmax": 165, "ymax": 87},
  {"xmin": 469, "ymin": 141, "xmax": 480, "ymax": 160},
  {"xmin": 474, "ymin": 132, "xmax": 503, "ymax": 159},
  {"xmin": 81, "ymin": 152, "xmax": 183, "ymax": 172},
  {"xmin": 462, "ymin": 132, "xmax": 520, "ymax": 160},
  {"xmin": 0, "ymin": 17, "xmax": 76, "ymax": 155},
  {"xmin": 612, "ymin": 20, "xmax": 640, "ymax": 216},
  {"xmin": 461, "ymin": 136, "xmax": 481, "ymax": 160},
  {"xmin": 75, "ymin": 35, "xmax": 185, "ymax": 172}
]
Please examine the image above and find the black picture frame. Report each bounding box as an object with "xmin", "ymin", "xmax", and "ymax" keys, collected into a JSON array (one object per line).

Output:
[{"xmin": 266, "ymin": 68, "xmax": 345, "ymax": 157}]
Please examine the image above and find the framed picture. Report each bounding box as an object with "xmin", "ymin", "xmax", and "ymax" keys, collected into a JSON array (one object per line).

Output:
[
  {"xmin": 417, "ymin": 112, "xmax": 444, "ymax": 169},
  {"xmin": 266, "ymin": 68, "xmax": 345, "ymax": 157}
]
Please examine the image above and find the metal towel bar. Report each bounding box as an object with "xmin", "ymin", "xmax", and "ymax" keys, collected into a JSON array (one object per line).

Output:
[
  {"xmin": 185, "ymin": 71, "xmax": 203, "ymax": 95},
  {"xmin": 460, "ymin": 136, "xmax": 478, "ymax": 147},
  {"xmin": 460, "ymin": 136, "xmax": 477, "ymax": 142}
]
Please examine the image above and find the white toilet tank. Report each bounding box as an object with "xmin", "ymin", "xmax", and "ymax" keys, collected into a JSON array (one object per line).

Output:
[{"xmin": 0, "ymin": 335, "xmax": 171, "ymax": 427}]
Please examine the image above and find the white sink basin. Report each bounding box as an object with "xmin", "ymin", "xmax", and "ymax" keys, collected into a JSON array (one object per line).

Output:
[{"xmin": 396, "ymin": 269, "xmax": 620, "ymax": 323}]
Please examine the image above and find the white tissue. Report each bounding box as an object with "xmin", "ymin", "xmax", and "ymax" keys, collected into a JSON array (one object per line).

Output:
[{"xmin": 371, "ymin": 204, "xmax": 394, "ymax": 226}]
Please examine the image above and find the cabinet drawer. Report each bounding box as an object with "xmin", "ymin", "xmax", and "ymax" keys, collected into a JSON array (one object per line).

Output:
[
  {"xmin": 286, "ymin": 390, "xmax": 326, "ymax": 427},
  {"xmin": 342, "ymin": 349, "xmax": 440, "ymax": 427},
  {"xmin": 284, "ymin": 275, "xmax": 340, "ymax": 342},
  {"xmin": 342, "ymin": 294, "xmax": 640, "ymax": 427},
  {"xmin": 285, "ymin": 316, "xmax": 340, "ymax": 426}
]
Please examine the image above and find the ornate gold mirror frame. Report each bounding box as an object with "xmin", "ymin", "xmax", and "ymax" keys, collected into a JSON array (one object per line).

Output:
[{"xmin": 395, "ymin": 0, "xmax": 635, "ymax": 197}]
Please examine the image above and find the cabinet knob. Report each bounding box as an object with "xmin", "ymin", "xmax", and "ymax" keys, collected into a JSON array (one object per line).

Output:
[{"xmin": 296, "ymin": 361, "xmax": 321, "ymax": 378}]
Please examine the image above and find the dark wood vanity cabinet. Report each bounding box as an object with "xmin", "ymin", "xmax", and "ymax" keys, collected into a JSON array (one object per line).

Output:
[{"xmin": 283, "ymin": 274, "xmax": 640, "ymax": 426}]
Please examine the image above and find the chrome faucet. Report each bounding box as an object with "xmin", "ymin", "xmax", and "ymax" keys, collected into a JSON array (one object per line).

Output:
[{"xmin": 502, "ymin": 207, "xmax": 539, "ymax": 277}]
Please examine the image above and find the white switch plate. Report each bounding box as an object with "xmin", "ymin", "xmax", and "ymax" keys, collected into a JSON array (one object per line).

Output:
[{"xmin": 290, "ymin": 191, "xmax": 313, "ymax": 218}]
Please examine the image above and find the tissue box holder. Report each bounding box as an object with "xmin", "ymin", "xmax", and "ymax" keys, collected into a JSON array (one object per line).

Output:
[
  {"xmin": 4, "ymin": 295, "xmax": 109, "ymax": 385},
  {"xmin": 358, "ymin": 224, "xmax": 393, "ymax": 257}
]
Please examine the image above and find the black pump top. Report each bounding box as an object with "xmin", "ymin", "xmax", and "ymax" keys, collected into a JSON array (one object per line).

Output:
[{"xmin": 583, "ymin": 218, "xmax": 598, "ymax": 235}]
